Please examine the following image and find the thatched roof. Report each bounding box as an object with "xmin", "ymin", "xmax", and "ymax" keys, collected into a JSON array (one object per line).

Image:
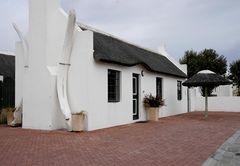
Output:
[
  {"xmin": 182, "ymin": 70, "xmax": 231, "ymax": 87},
  {"xmin": 0, "ymin": 50, "xmax": 15, "ymax": 79},
  {"xmin": 78, "ymin": 23, "xmax": 187, "ymax": 78}
]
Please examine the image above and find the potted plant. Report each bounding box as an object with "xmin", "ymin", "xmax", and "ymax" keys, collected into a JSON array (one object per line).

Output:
[
  {"xmin": 143, "ymin": 94, "xmax": 165, "ymax": 121},
  {"xmin": 71, "ymin": 110, "xmax": 87, "ymax": 131},
  {"xmin": 0, "ymin": 107, "xmax": 16, "ymax": 125}
]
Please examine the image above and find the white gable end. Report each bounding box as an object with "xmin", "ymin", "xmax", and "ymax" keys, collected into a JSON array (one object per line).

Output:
[{"xmin": 15, "ymin": 0, "xmax": 187, "ymax": 131}]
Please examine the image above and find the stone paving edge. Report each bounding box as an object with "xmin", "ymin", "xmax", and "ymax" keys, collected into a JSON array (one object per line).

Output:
[{"xmin": 201, "ymin": 129, "xmax": 240, "ymax": 166}]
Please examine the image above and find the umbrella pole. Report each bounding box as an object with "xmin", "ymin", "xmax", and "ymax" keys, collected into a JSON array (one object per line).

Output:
[
  {"xmin": 187, "ymin": 88, "xmax": 190, "ymax": 112},
  {"xmin": 205, "ymin": 85, "xmax": 208, "ymax": 117}
]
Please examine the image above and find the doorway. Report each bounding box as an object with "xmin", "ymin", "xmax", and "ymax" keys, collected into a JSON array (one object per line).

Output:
[{"xmin": 132, "ymin": 74, "xmax": 139, "ymax": 120}]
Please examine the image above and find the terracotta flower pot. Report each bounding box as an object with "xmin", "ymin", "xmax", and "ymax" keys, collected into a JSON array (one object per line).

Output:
[{"xmin": 147, "ymin": 107, "xmax": 159, "ymax": 121}]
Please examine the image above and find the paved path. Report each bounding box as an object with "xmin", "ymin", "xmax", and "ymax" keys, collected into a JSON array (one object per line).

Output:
[
  {"xmin": 0, "ymin": 111, "xmax": 240, "ymax": 166},
  {"xmin": 202, "ymin": 129, "xmax": 240, "ymax": 166}
]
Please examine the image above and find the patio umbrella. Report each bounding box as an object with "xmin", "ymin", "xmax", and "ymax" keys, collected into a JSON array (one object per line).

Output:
[{"xmin": 183, "ymin": 70, "xmax": 231, "ymax": 117}]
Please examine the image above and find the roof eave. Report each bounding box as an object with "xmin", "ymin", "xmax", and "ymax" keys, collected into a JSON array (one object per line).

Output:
[{"xmin": 95, "ymin": 57, "xmax": 187, "ymax": 78}]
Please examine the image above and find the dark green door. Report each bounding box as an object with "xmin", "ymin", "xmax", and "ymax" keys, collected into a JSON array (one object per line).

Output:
[
  {"xmin": 133, "ymin": 74, "xmax": 139, "ymax": 120},
  {"xmin": 2, "ymin": 77, "xmax": 15, "ymax": 109}
]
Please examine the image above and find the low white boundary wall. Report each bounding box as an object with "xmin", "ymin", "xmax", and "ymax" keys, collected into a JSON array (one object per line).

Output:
[{"xmin": 195, "ymin": 97, "xmax": 240, "ymax": 112}]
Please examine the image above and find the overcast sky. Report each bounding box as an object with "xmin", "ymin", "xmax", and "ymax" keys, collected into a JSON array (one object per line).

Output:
[{"xmin": 0, "ymin": 0, "xmax": 239, "ymax": 65}]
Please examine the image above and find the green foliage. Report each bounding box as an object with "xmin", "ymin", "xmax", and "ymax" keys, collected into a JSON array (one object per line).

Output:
[
  {"xmin": 179, "ymin": 48, "xmax": 227, "ymax": 78},
  {"xmin": 72, "ymin": 110, "xmax": 88, "ymax": 120},
  {"xmin": 179, "ymin": 48, "xmax": 227, "ymax": 96},
  {"xmin": 198, "ymin": 49, "xmax": 227, "ymax": 76},
  {"xmin": 200, "ymin": 86, "xmax": 217, "ymax": 97},
  {"xmin": 142, "ymin": 93, "xmax": 165, "ymax": 108},
  {"xmin": 228, "ymin": 59, "xmax": 240, "ymax": 96},
  {"xmin": 179, "ymin": 50, "xmax": 198, "ymax": 78}
]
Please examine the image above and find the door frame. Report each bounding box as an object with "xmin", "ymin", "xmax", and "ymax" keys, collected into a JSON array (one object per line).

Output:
[{"xmin": 132, "ymin": 73, "xmax": 139, "ymax": 120}]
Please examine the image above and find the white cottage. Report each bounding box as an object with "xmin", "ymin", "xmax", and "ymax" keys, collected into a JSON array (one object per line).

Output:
[{"xmin": 15, "ymin": 0, "xmax": 188, "ymax": 131}]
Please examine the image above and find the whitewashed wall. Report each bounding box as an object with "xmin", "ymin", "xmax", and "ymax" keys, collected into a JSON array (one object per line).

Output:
[
  {"xmin": 68, "ymin": 40, "xmax": 188, "ymax": 131},
  {"xmin": 188, "ymin": 88, "xmax": 196, "ymax": 112},
  {"xmin": 195, "ymin": 96, "xmax": 240, "ymax": 112},
  {"xmin": 212, "ymin": 85, "xmax": 232, "ymax": 96},
  {"xmin": 158, "ymin": 45, "xmax": 187, "ymax": 74},
  {"xmin": 16, "ymin": 0, "xmax": 188, "ymax": 131},
  {"xmin": 189, "ymin": 88, "xmax": 240, "ymax": 112},
  {"xmin": 15, "ymin": 42, "xmax": 24, "ymax": 109},
  {"xmin": 16, "ymin": 0, "xmax": 68, "ymax": 130},
  {"xmin": 194, "ymin": 85, "xmax": 232, "ymax": 97}
]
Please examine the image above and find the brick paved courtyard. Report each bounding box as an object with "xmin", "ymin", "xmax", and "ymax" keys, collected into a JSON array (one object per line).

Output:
[{"xmin": 0, "ymin": 111, "xmax": 240, "ymax": 166}]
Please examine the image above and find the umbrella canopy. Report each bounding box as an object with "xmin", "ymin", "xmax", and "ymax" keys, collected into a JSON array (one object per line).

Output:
[
  {"xmin": 183, "ymin": 70, "xmax": 232, "ymax": 117},
  {"xmin": 183, "ymin": 70, "xmax": 231, "ymax": 87}
]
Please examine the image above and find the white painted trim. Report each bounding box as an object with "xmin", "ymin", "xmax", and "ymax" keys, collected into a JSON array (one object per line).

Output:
[{"xmin": 0, "ymin": 50, "xmax": 15, "ymax": 56}]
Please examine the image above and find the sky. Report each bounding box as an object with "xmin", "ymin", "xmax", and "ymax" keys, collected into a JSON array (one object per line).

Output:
[{"xmin": 0, "ymin": 0, "xmax": 239, "ymax": 66}]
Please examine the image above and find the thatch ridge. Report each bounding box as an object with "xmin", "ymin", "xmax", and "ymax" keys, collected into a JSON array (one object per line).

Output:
[
  {"xmin": 183, "ymin": 73, "xmax": 231, "ymax": 87},
  {"xmin": 78, "ymin": 23, "xmax": 187, "ymax": 78}
]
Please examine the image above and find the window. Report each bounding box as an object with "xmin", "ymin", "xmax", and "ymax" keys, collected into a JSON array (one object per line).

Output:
[
  {"xmin": 108, "ymin": 69, "xmax": 120, "ymax": 102},
  {"xmin": 177, "ymin": 81, "xmax": 182, "ymax": 100},
  {"xmin": 156, "ymin": 77, "xmax": 162, "ymax": 97}
]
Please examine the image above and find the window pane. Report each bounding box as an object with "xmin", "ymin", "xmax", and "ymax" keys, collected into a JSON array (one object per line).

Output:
[
  {"xmin": 133, "ymin": 77, "xmax": 137, "ymax": 94},
  {"xmin": 177, "ymin": 81, "xmax": 182, "ymax": 100},
  {"xmin": 133, "ymin": 99, "xmax": 137, "ymax": 115},
  {"xmin": 115, "ymin": 92, "xmax": 119, "ymax": 101},
  {"xmin": 156, "ymin": 77, "xmax": 162, "ymax": 96},
  {"xmin": 108, "ymin": 69, "xmax": 120, "ymax": 102}
]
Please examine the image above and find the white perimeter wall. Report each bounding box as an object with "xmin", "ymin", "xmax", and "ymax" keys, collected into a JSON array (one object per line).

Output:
[
  {"xmin": 195, "ymin": 97, "xmax": 240, "ymax": 112},
  {"xmin": 194, "ymin": 85, "xmax": 232, "ymax": 97},
  {"xmin": 189, "ymin": 88, "xmax": 240, "ymax": 112}
]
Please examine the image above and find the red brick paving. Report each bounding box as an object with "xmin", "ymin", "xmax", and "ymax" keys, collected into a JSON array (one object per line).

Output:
[{"xmin": 0, "ymin": 111, "xmax": 240, "ymax": 166}]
